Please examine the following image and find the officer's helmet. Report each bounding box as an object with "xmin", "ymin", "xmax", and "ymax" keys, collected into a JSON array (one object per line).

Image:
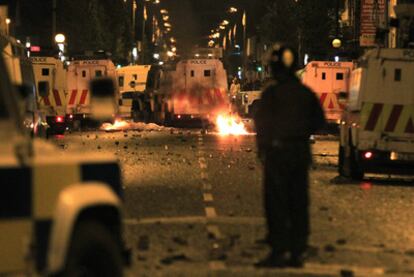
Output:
[{"xmin": 266, "ymin": 44, "xmax": 298, "ymax": 77}]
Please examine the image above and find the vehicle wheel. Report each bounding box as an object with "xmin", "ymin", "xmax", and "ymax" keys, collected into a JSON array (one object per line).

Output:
[
  {"xmin": 154, "ymin": 103, "xmax": 165, "ymax": 125},
  {"xmin": 61, "ymin": 221, "xmax": 123, "ymax": 277},
  {"xmin": 143, "ymin": 102, "xmax": 152, "ymax": 123},
  {"xmin": 131, "ymin": 109, "xmax": 140, "ymax": 123},
  {"xmin": 165, "ymin": 110, "xmax": 173, "ymax": 127},
  {"xmin": 249, "ymin": 101, "xmax": 260, "ymax": 118},
  {"xmin": 72, "ymin": 120, "xmax": 81, "ymax": 132},
  {"xmin": 349, "ymin": 144, "xmax": 364, "ymax": 180},
  {"xmin": 338, "ymin": 145, "xmax": 345, "ymax": 176}
]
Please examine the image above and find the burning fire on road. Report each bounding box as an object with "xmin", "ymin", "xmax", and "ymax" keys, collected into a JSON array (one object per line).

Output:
[
  {"xmin": 215, "ymin": 114, "xmax": 249, "ymax": 136},
  {"xmin": 101, "ymin": 119, "xmax": 130, "ymax": 131}
]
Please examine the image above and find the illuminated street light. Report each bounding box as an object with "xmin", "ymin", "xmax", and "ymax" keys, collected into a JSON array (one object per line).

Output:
[
  {"xmin": 164, "ymin": 22, "xmax": 172, "ymax": 28},
  {"xmin": 212, "ymin": 32, "xmax": 220, "ymax": 38},
  {"xmin": 160, "ymin": 9, "xmax": 168, "ymax": 14},
  {"xmin": 54, "ymin": 33, "xmax": 66, "ymax": 43},
  {"xmin": 219, "ymin": 25, "xmax": 225, "ymax": 30},
  {"xmin": 54, "ymin": 33, "xmax": 66, "ymax": 62},
  {"xmin": 229, "ymin": 7, "xmax": 238, "ymax": 13},
  {"xmin": 162, "ymin": 15, "xmax": 169, "ymax": 21},
  {"xmin": 221, "ymin": 20, "xmax": 230, "ymax": 26},
  {"xmin": 332, "ymin": 38, "xmax": 342, "ymax": 48},
  {"xmin": 5, "ymin": 18, "xmax": 11, "ymax": 35},
  {"xmin": 167, "ymin": 51, "xmax": 174, "ymax": 57},
  {"xmin": 170, "ymin": 37, "xmax": 176, "ymax": 43},
  {"xmin": 154, "ymin": 0, "xmax": 160, "ymax": 4},
  {"xmin": 208, "ymin": 40, "xmax": 215, "ymax": 47},
  {"xmin": 171, "ymin": 46, "xmax": 177, "ymax": 52}
]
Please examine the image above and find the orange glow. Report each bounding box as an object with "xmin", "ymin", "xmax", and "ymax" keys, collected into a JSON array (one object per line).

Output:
[
  {"xmin": 101, "ymin": 119, "xmax": 130, "ymax": 131},
  {"xmin": 216, "ymin": 114, "xmax": 248, "ymax": 135}
]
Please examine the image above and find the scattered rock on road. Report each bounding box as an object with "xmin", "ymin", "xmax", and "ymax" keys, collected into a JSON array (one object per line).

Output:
[
  {"xmin": 137, "ymin": 235, "xmax": 150, "ymax": 251},
  {"xmin": 172, "ymin": 236, "xmax": 188, "ymax": 246},
  {"xmin": 336, "ymin": 239, "xmax": 347, "ymax": 245},
  {"xmin": 324, "ymin": 244, "xmax": 336, "ymax": 252},
  {"xmin": 160, "ymin": 254, "xmax": 190, "ymax": 265}
]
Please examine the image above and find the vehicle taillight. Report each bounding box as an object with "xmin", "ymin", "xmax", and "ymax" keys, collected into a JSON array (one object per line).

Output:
[
  {"xmin": 69, "ymin": 114, "xmax": 74, "ymax": 119},
  {"xmin": 56, "ymin": 116, "xmax": 64, "ymax": 123},
  {"xmin": 177, "ymin": 115, "xmax": 181, "ymax": 119},
  {"xmin": 363, "ymin": 151, "xmax": 373, "ymax": 159}
]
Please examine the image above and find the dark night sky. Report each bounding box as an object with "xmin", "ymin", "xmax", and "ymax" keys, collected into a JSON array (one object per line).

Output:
[
  {"xmin": 6, "ymin": 0, "xmax": 265, "ymax": 52},
  {"xmin": 163, "ymin": 0, "xmax": 266, "ymax": 51}
]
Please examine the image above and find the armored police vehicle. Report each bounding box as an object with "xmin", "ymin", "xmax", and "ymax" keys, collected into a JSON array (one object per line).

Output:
[
  {"xmin": 0, "ymin": 51, "xmax": 129, "ymax": 276},
  {"xmin": 338, "ymin": 2, "xmax": 414, "ymax": 179}
]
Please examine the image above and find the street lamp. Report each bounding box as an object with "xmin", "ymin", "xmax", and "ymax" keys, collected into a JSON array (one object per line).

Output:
[
  {"xmin": 229, "ymin": 7, "xmax": 238, "ymax": 13},
  {"xmin": 54, "ymin": 33, "xmax": 66, "ymax": 61},
  {"xmin": 221, "ymin": 20, "xmax": 230, "ymax": 26},
  {"xmin": 332, "ymin": 38, "xmax": 342, "ymax": 48},
  {"xmin": 5, "ymin": 18, "xmax": 11, "ymax": 35}
]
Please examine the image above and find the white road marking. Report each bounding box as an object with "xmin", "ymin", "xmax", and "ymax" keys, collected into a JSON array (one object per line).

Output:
[
  {"xmin": 203, "ymin": 193, "xmax": 214, "ymax": 202},
  {"xmin": 203, "ymin": 183, "xmax": 212, "ymax": 190},
  {"xmin": 205, "ymin": 207, "xmax": 217, "ymax": 218},
  {"xmin": 209, "ymin": 261, "xmax": 226, "ymax": 270},
  {"xmin": 206, "ymin": 225, "xmax": 223, "ymax": 239}
]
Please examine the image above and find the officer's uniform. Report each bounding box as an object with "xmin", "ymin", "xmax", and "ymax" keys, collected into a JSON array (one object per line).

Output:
[{"xmin": 254, "ymin": 45, "xmax": 325, "ymax": 267}]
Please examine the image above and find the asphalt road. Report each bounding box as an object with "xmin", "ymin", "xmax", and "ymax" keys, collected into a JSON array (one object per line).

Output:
[{"xmin": 54, "ymin": 124, "xmax": 414, "ymax": 276}]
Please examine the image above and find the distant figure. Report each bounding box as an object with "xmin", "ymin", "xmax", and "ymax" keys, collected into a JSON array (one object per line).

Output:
[
  {"xmin": 229, "ymin": 77, "xmax": 241, "ymax": 98},
  {"xmin": 253, "ymin": 44, "xmax": 325, "ymax": 268}
]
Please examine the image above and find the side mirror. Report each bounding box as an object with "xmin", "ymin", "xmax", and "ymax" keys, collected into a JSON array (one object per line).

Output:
[
  {"xmin": 38, "ymin": 81, "xmax": 50, "ymax": 98},
  {"xmin": 90, "ymin": 78, "xmax": 116, "ymax": 122}
]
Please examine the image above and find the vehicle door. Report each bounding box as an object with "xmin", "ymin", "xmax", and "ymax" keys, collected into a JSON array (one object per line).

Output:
[
  {"xmin": 76, "ymin": 66, "xmax": 92, "ymax": 107},
  {"xmin": 332, "ymin": 67, "xmax": 351, "ymax": 114},
  {"xmin": 0, "ymin": 55, "xmax": 33, "ymax": 275}
]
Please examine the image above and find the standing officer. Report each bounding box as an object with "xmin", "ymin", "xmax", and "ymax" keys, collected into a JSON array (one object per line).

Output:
[{"xmin": 254, "ymin": 44, "xmax": 325, "ymax": 268}]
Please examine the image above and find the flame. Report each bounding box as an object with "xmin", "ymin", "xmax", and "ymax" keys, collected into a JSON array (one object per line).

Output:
[
  {"xmin": 216, "ymin": 114, "xmax": 248, "ymax": 135},
  {"xmin": 101, "ymin": 119, "xmax": 130, "ymax": 131}
]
